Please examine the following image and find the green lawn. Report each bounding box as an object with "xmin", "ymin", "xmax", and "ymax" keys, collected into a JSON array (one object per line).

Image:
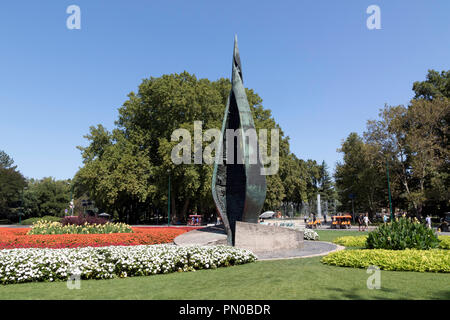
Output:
[
  {"xmin": 1, "ymin": 256, "xmax": 449, "ymax": 300},
  {"xmin": 0, "ymin": 229, "xmax": 448, "ymax": 300},
  {"xmin": 316, "ymin": 229, "xmax": 368, "ymax": 243}
]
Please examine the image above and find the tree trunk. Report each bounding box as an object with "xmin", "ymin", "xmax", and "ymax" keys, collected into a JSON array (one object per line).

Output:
[
  {"xmin": 181, "ymin": 198, "xmax": 190, "ymax": 222},
  {"xmin": 171, "ymin": 191, "xmax": 176, "ymax": 224}
]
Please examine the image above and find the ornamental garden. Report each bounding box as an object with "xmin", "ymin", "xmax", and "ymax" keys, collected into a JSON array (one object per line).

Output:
[
  {"xmin": 324, "ymin": 218, "xmax": 450, "ymax": 273},
  {"xmin": 0, "ymin": 216, "xmax": 448, "ymax": 299},
  {"xmin": 0, "ymin": 66, "xmax": 448, "ymax": 299},
  {"xmin": 0, "ymin": 219, "xmax": 256, "ymax": 285}
]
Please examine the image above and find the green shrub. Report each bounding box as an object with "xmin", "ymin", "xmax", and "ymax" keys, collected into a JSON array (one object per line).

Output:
[
  {"xmin": 333, "ymin": 235, "xmax": 368, "ymax": 247},
  {"xmin": 321, "ymin": 249, "xmax": 450, "ymax": 273},
  {"xmin": 439, "ymin": 236, "xmax": 450, "ymax": 249},
  {"xmin": 333, "ymin": 234, "xmax": 449, "ymax": 250},
  {"xmin": 20, "ymin": 216, "xmax": 62, "ymax": 225},
  {"xmin": 366, "ymin": 218, "xmax": 439, "ymax": 250}
]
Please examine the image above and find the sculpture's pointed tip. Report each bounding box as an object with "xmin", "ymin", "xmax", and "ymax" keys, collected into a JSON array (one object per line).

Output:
[{"xmin": 232, "ymin": 34, "xmax": 242, "ymax": 82}]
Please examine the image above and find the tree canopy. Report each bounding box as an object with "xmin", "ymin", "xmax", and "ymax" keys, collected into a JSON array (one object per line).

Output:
[
  {"xmin": 75, "ymin": 72, "xmax": 335, "ymax": 223},
  {"xmin": 0, "ymin": 150, "xmax": 26, "ymax": 221},
  {"xmin": 336, "ymin": 70, "xmax": 450, "ymax": 217}
]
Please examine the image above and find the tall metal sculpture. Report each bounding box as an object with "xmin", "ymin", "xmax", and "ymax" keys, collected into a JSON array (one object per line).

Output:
[{"xmin": 212, "ymin": 36, "xmax": 267, "ymax": 246}]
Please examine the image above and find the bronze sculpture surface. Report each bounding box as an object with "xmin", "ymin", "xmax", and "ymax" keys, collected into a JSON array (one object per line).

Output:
[{"xmin": 212, "ymin": 36, "xmax": 267, "ymax": 246}]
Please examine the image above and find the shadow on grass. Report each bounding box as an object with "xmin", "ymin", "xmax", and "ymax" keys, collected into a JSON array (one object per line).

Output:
[
  {"xmin": 432, "ymin": 290, "xmax": 450, "ymax": 300},
  {"xmin": 324, "ymin": 286, "xmax": 400, "ymax": 300}
]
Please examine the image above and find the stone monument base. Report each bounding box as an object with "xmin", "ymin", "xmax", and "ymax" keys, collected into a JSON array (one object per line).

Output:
[{"xmin": 234, "ymin": 221, "xmax": 304, "ymax": 253}]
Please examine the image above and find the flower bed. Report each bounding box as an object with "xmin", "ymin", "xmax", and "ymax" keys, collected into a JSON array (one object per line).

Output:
[
  {"xmin": 20, "ymin": 216, "xmax": 62, "ymax": 225},
  {"xmin": 0, "ymin": 227, "xmax": 196, "ymax": 249},
  {"xmin": 28, "ymin": 220, "xmax": 133, "ymax": 235},
  {"xmin": 321, "ymin": 248, "xmax": 450, "ymax": 273},
  {"xmin": 0, "ymin": 245, "xmax": 257, "ymax": 285},
  {"xmin": 303, "ymin": 229, "xmax": 320, "ymax": 240}
]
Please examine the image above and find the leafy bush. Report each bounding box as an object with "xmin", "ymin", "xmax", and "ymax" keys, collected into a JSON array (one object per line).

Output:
[
  {"xmin": 321, "ymin": 249, "xmax": 450, "ymax": 273},
  {"xmin": 333, "ymin": 234, "xmax": 449, "ymax": 249},
  {"xmin": 333, "ymin": 235, "xmax": 367, "ymax": 247},
  {"xmin": 20, "ymin": 216, "xmax": 62, "ymax": 225},
  {"xmin": 61, "ymin": 215, "xmax": 108, "ymax": 226},
  {"xmin": 0, "ymin": 245, "xmax": 257, "ymax": 284},
  {"xmin": 366, "ymin": 218, "xmax": 439, "ymax": 250},
  {"xmin": 27, "ymin": 220, "xmax": 133, "ymax": 235},
  {"xmin": 439, "ymin": 236, "xmax": 450, "ymax": 249}
]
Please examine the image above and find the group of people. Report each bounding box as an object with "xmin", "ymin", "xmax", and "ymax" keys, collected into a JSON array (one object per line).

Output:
[
  {"xmin": 357, "ymin": 213, "xmax": 370, "ymax": 231},
  {"xmin": 361, "ymin": 212, "xmax": 434, "ymax": 230},
  {"xmin": 303, "ymin": 214, "xmax": 323, "ymax": 228}
]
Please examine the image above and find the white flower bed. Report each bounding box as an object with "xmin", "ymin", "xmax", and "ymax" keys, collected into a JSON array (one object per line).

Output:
[
  {"xmin": 0, "ymin": 245, "xmax": 257, "ymax": 285},
  {"xmin": 303, "ymin": 229, "xmax": 320, "ymax": 240}
]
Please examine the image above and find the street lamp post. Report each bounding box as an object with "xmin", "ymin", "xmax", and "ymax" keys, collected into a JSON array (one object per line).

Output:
[
  {"xmin": 167, "ymin": 170, "xmax": 171, "ymax": 226},
  {"xmin": 386, "ymin": 160, "xmax": 394, "ymax": 221}
]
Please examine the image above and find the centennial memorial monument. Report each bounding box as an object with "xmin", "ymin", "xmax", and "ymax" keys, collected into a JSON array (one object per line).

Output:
[
  {"xmin": 176, "ymin": 36, "xmax": 304, "ymax": 255},
  {"xmin": 212, "ymin": 36, "xmax": 267, "ymax": 246}
]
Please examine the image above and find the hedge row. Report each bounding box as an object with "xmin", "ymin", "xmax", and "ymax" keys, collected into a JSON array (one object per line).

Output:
[
  {"xmin": 333, "ymin": 235, "xmax": 450, "ymax": 249},
  {"xmin": 321, "ymin": 249, "xmax": 450, "ymax": 273}
]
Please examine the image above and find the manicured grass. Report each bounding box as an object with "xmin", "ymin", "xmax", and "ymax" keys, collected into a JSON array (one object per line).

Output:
[
  {"xmin": 0, "ymin": 255, "xmax": 449, "ymax": 300},
  {"xmin": 316, "ymin": 229, "xmax": 369, "ymax": 243}
]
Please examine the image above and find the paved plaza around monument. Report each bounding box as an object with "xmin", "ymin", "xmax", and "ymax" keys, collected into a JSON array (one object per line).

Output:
[{"xmin": 174, "ymin": 225, "xmax": 344, "ymax": 260}]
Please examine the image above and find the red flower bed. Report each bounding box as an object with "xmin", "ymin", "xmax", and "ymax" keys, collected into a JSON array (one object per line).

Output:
[{"xmin": 0, "ymin": 227, "xmax": 199, "ymax": 249}]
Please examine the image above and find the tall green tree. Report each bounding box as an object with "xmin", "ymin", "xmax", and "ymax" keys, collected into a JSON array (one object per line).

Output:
[
  {"xmin": 0, "ymin": 150, "xmax": 26, "ymax": 221},
  {"xmin": 412, "ymin": 70, "xmax": 450, "ymax": 100},
  {"xmin": 335, "ymin": 133, "xmax": 386, "ymax": 217},
  {"xmin": 23, "ymin": 178, "xmax": 72, "ymax": 218},
  {"xmin": 76, "ymin": 72, "xmax": 297, "ymax": 223},
  {"xmin": 0, "ymin": 150, "xmax": 14, "ymax": 169},
  {"xmin": 365, "ymin": 98, "xmax": 449, "ymax": 215},
  {"xmin": 318, "ymin": 161, "xmax": 335, "ymax": 201},
  {"xmin": 337, "ymin": 70, "xmax": 450, "ymax": 217}
]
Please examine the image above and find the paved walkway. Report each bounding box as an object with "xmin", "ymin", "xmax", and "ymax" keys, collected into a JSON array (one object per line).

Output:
[
  {"xmin": 255, "ymin": 242, "xmax": 344, "ymax": 260},
  {"xmin": 173, "ymin": 225, "xmax": 344, "ymax": 260},
  {"xmin": 174, "ymin": 225, "xmax": 228, "ymax": 246}
]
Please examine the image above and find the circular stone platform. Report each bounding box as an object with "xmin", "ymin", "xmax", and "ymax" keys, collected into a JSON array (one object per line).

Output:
[{"xmin": 174, "ymin": 225, "xmax": 344, "ymax": 260}]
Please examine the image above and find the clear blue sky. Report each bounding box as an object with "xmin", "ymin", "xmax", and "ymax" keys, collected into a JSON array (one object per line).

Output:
[{"xmin": 1, "ymin": 0, "xmax": 449, "ymax": 180}]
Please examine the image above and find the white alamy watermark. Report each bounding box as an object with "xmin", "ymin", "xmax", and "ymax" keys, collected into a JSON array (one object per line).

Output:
[
  {"xmin": 366, "ymin": 265, "xmax": 381, "ymax": 290},
  {"xmin": 366, "ymin": 5, "xmax": 381, "ymax": 30},
  {"xmin": 66, "ymin": 5, "xmax": 81, "ymax": 30},
  {"xmin": 171, "ymin": 121, "xmax": 279, "ymax": 175},
  {"xmin": 66, "ymin": 267, "xmax": 81, "ymax": 290}
]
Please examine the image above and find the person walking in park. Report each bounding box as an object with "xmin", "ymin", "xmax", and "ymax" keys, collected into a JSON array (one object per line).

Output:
[
  {"xmin": 383, "ymin": 213, "xmax": 388, "ymax": 224},
  {"xmin": 364, "ymin": 213, "xmax": 370, "ymax": 231},
  {"xmin": 358, "ymin": 214, "xmax": 364, "ymax": 231},
  {"xmin": 426, "ymin": 215, "xmax": 432, "ymax": 229}
]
